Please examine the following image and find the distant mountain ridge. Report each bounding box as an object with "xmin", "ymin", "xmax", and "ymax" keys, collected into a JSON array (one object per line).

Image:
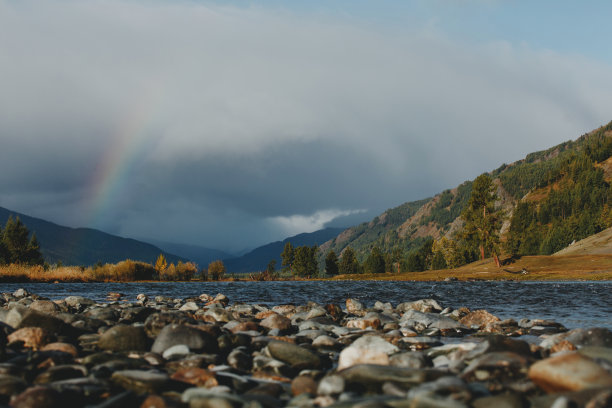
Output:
[
  {"xmin": 0, "ymin": 207, "xmax": 183, "ymax": 266},
  {"xmin": 224, "ymin": 227, "xmax": 345, "ymax": 273}
]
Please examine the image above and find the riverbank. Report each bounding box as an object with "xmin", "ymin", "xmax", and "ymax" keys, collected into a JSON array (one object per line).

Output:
[
  {"xmin": 2, "ymin": 254, "xmax": 612, "ymax": 283},
  {"xmin": 330, "ymin": 254, "xmax": 612, "ymax": 282},
  {"xmin": 0, "ymin": 289, "xmax": 610, "ymax": 407}
]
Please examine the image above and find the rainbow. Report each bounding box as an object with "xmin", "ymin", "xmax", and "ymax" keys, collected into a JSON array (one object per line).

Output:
[{"xmin": 86, "ymin": 95, "xmax": 160, "ymax": 230}]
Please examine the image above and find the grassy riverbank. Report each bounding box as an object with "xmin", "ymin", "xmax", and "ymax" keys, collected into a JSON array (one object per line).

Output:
[
  {"xmin": 1, "ymin": 254, "xmax": 611, "ymax": 282},
  {"xmin": 330, "ymin": 254, "xmax": 612, "ymax": 281}
]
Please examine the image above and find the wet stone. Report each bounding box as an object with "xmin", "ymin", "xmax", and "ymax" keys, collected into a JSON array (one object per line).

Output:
[
  {"xmin": 528, "ymin": 352, "xmax": 612, "ymax": 393},
  {"xmin": 291, "ymin": 375, "xmax": 317, "ymax": 396},
  {"xmin": 97, "ymin": 324, "xmax": 148, "ymax": 352},
  {"xmin": 338, "ymin": 335, "xmax": 399, "ymax": 370},
  {"xmin": 267, "ymin": 341, "xmax": 321, "ymax": 370},
  {"xmin": 151, "ymin": 324, "xmax": 217, "ymax": 355},
  {"xmin": 111, "ymin": 369, "xmax": 188, "ymax": 394}
]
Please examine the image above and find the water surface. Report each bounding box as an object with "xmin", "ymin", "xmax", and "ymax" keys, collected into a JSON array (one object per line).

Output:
[{"xmin": 2, "ymin": 281, "xmax": 610, "ymax": 329}]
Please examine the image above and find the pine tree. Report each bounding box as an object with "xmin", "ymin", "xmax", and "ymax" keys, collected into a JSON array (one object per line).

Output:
[
  {"xmin": 2, "ymin": 216, "xmax": 32, "ymax": 264},
  {"xmin": 25, "ymin": 232, "xmax": 44, "ymax": 265},
  {"xmin": 324, "ymin": 250, "xmax": 339, "ymax": 276},
  {"xmin": 339, "ymin": 247, "xmax": 359, "ymax": 274},
  {"xmin": 280, "ymin": 242, "xmax": 294, "ymax": 272},
  {"xmin": 292, "ymin": 245, "xmax": 318, "ymax": 278},
  {"xmin": 364, "ymin": 246, "xmax": 385, "ymax": 274},
  {"xmin": 461, "ymin": 174, "xmax": 503, "ymax": 267}
]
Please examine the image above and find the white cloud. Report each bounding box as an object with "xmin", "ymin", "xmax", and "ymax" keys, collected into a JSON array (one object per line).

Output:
[{"xmin": 269, "ymin": 209, "xmax": 367, "ymax": 237}]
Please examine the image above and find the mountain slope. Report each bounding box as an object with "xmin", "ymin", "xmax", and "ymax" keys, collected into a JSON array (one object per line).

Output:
[
  {"xmin": 224, "ymin": 227, "xmax": 345, "ymax": 273},
  {"xmin": 0, "ymin": 207, "xmax": 183, "ymax": 266},
  {"xmin": 321, "ymin": 121, "xmax": 612, "ymax": 261}
]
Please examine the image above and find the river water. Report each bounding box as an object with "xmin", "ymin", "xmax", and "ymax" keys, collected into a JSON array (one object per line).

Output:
[{"xmin": 1, "ymin": 281, "xmax": 610, "ymax": 330}]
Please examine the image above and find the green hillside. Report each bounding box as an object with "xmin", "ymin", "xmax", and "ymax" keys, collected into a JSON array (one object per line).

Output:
[{"xmin": 320, "ymin": 120, "xmax": 612, "ymax": 269}]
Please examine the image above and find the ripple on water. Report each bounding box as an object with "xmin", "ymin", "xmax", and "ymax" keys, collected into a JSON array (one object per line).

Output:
[{"xmin": 2, "ymin": 280, "xmax": 611, "ymax": 329}]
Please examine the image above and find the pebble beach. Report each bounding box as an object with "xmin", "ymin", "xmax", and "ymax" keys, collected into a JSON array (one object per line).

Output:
[{"xmin": 0, "ymin": 289, "xmax": 611, "ymax": 407}]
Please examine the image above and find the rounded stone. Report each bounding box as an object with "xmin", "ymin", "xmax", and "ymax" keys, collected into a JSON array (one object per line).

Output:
[
  {"xmin": 259, "ymin": 313, "xmax": 292, "ymax": 331},
  {"xmin": 7, "ymin": 327, "xmax": 51, "ymax": 349},
  {"xmin": 291, "ymin": 375, "xmax": 317, "ymax": 396},
  {"xmin": 151, "ymin": 324, "xmax": 217, "ymax": 355},
  {"xmin": 267, "ymin": 341, "xmax": 321, "ymax": 369},
  {"xmin": 98, "ymin": 325, "xmax": 148, "ymax": 352}
]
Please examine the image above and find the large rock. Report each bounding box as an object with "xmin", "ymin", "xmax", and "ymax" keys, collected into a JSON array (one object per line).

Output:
[
  {"xmin": 64, "ymin": 296, "xmax": 95, "ymax": 312},
  {"xmin": 151, "ymin": 324, "xmax": 217, "ymax": 355},
  {"xmin": 397, "ymin": 299, "xmax": 443, "ymax": 314},
  {"xmin": 7, "ymin": 327, "xmax": 52, "ymax": 349},
  {"xmin": 267, "ymin": 341, "xmax": 321, "ymax": 369},
  {"xmin": 401, "ymin": 310, "xmax": 465, "ymax": 330},
  {"xmin": 339, "ymin": 364, "xmax": 443, "ymax": 392},
  {"xmin": 98, "ymin": 325, "xmax": 148, "ymax": 352},
  {"xmin": 528, "ymin": 352, "xmax": 612, "ymax": 393},
  {"xmin": 338, "ymin": 335, "xmax": 399, "ymax": 370},
  {"xmin": 17, "ymin": 310, "xmax": 80, "ymax": 339},
  {"xmin": 459, "ymin": 310, "xmax": 500, "ymax": 329},
  {"xmin": 259, "ymin": 313, "xmax": 292, "ymax": 331}
]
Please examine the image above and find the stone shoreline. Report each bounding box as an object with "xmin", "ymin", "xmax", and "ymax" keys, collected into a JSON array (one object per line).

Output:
[{"xmin": 0, "ymin": 290, "xmax": 611, "ymax": 407}]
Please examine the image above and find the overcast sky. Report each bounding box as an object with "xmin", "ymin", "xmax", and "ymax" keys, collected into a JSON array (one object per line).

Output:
[{"xmin": 1, "ymin": 0, "xmax": 612, "ymax": 253}]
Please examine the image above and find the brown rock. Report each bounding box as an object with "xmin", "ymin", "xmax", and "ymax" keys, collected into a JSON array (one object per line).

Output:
[
  {"xmin": 41, "ymin": 342, "xmax": 78, "ymax": 357},
  {"xmin": 291, "ymin": 375, "xmax": 317, "ymax": 396},
  {"xmin": 8, "ymin": 327, "xmax": 51, "ymax": 349},
  {"xmin": 346, "ymin": 299, "xmax": 364, "ymax": 315},
  {"xmin": 460, "ymin": 310, "xmax": 501, "ymax": 328},
  {"xmin": 528, "ymin": 352, "xmax": 612, "ymax": 393},
  {"xmin": 140, "ymin": 395, "xmax": 168, "ymax": 408},
  {"xmin": 272, "ymin": 305, "xmax": 297, "ymax": 317},
  {"xmin": 346, "ymin": 317, "xmax": 381, "ymax": 330},
  {"xmin": 255, "ymin": 310, "xmax": 278, "ymax": 320},
  {"xmin": 227, "ymin": 321, "xmax": 260, "ymax": 333},
  {"xmin": 259, "ymin": 314, "xmax": 292, "ymax": 331},
  {"xmin": 10, "ymin": 386, "xmax": 62, "ymax": 408},
  {"xmin": 551, "ymin": 340, "xmax": 577, "ymax": 354},
  {"xmin": 170, "ymin": 367, "xmax": 217, "ymax": 388}
]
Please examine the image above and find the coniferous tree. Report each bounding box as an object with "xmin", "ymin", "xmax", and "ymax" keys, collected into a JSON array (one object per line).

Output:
[
  {"xmin": 2, "ymin": 216, "xmax": 30, "ymax": 264},
  {"xmin": 0, "ymin": 225, "xmax": 7, "ymax": 265},
  {"xmin": 364, "ymin": 246, "xmax": 385, "ymax": 274},
  {"xmin": 25, "ymin": 233, "xmax": 44, "ymax": 265},
  {"xmin": 292, "ymin": 245, "xmax": 318, "ymax": 278},
  {"xmin": 325, "ymin": 250, "xmax": 339, "ymax": 276},
  {"xmin": 461, "ymin": 174, "xmax": 503, "ymax": 267},
  {"xmin": 281, "ymin": 242, "xmax": 294, "ymax": 272},
  {"xmin": 339, "ymin": 247, "xmax": 359, "ymax": 274}
]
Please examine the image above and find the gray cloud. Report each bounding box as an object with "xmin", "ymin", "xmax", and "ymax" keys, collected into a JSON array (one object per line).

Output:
[{"xmin": 1, "ymin": 1, "xmax": 611, "ymax": 252}]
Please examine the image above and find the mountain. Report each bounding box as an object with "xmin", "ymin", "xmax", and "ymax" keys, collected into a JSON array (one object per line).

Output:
[
  {"xmin": 146, "ymin": 240, "xmax": 232, "ymax": 269},
  {"xmin": 0, "ymin": 207, "xmax": 183, "ymax": 266},
  {"xmin": 321, "ymin": 121, "xmax": 612, "ymax": 262},
  {"xmin": 224, "ymin": 227, "xmax": 345, "ymax": 273}
]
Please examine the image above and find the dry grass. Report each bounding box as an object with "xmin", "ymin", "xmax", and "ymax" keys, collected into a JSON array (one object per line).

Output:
[
  {"xmin": 0, "ymin": 264, "xmax": 96, "ymax": 282},
  {"xmin": 328, "ymin": 254, "xmax": 612, "ymax": 281},
  {"xmin": 0, "ymin": 260, "xmax": 197, "ymax": 282}
]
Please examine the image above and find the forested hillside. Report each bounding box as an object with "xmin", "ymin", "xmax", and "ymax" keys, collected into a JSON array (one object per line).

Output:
[{"xmin": 320, "ymin": 121, "xmax": 612, "ymax": 272}]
